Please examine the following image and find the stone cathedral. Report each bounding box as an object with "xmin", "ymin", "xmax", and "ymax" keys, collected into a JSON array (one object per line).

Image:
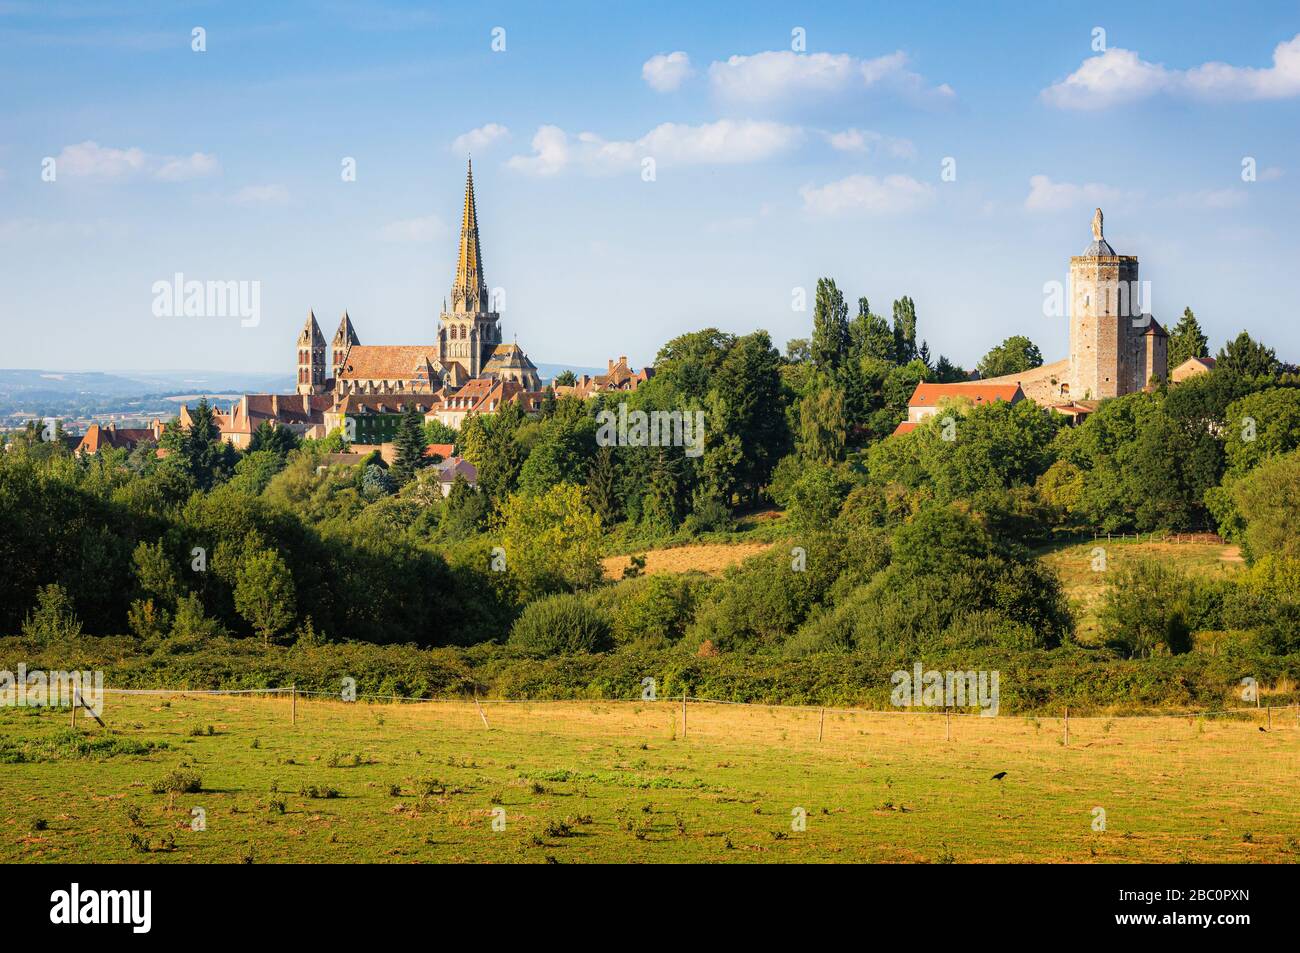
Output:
[{"xmin": 294, "ymin": 160, "xmax": 541, "ymax": 399}]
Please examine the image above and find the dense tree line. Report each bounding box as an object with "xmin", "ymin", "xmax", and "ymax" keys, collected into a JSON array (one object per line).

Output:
[{"xmin": 2, "ymin": 289, "xmax": 1297, "ymax": 680}]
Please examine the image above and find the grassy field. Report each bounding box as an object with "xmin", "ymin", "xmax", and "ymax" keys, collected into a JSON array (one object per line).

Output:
[
  {"xmin": 1039, "ymin": 538, "xmax": 1245, "ymax": 643},
  {"xmin": 3, "ymin": 693, "xmax": 1297, "ymax": 863},
  {"xmin": 600, "ymin": 542, "xmax": 773, "ymax": 579}
]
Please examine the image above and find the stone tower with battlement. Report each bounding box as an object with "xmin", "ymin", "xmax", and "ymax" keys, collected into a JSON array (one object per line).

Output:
[
  {"xmin": 1067, "ymin": 209, "xmax": 1165, "ymax": 400},
  {"xmin": 296, "ymin": 310, "xmax": 327, "ymax": 396},
  {"xmin": 437, "ymin": 159, "xmax": 501, "ymax": 379}
]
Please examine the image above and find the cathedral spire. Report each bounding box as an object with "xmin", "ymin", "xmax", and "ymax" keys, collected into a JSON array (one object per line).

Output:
[{"xmin": 451, "ymin": 158, "xmax": 490, "ymax": 314}]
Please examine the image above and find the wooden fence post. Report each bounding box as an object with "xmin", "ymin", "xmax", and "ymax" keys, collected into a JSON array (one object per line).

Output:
[
  {"xmin": 291, "ymin": 684, "xmax": 297, "ymax": 726},
  {"xmin": 71, "ymin": 690, "xmax": 77, "ymax": 729},
  {"xmin": 1266, "ymin": 706, "xmax": 1271, "ymax": 730},
  {"xmin": 818, "ymin": 707, "xmax": 825, "ymax": 743},
  {"xmin": 473, "ymin": 688, "xmax": 490, "ymax": 729},
  {"xmin": 681, "ymin": 691, "xmax": 687, "ymax": 739},
  {"xmin": 945, "ymin": 708, "xmax": 951, "ymax": 742},
  {"xmin": 1064, "ymin": 706, "xmax": 1069, "ymax": 747}
]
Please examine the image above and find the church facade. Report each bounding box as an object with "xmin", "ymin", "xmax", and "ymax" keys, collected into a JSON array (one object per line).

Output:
[{"xmin": 295, "ymin": 160, "xmax": 541, "ymax": 406}]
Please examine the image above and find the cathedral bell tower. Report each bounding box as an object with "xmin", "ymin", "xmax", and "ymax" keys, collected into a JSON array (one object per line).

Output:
[
  {"xmin": 437, "ymin": 159, "xmax": 501, "ymax": 378},
  {"xmin": 297, "ymin": 310, "xmax": 327, "ymax": 396}
]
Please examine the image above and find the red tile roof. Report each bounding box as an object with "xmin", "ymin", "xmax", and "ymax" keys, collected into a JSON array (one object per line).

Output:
[{"xmin": 907, "ymin": 381, "xmax": 1024, "ymax": 408}]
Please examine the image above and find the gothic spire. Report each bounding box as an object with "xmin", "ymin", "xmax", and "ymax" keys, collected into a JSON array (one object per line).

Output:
[{"xmin": 451, "ymin": 158, "xmax": 489, "ymax": 314}]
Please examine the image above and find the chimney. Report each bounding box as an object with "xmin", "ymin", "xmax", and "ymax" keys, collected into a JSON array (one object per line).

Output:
[
  {"xmin": 619, "ymin": 355, "xmax": 628, "ymax": 368},
  {"xmin": 607, "ymin": 359, "xmax": 615, "ymax": 374}
]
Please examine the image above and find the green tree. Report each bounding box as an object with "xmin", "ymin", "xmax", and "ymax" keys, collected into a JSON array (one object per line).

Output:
[
  {"xmin": 1216, "ymin": 331, "xmax": 1279, "ymax": 380},
  {"xmin": 132, "ymin": 540, "xmax": 182, "ymax": 608},
  {"xmin": 891, "ymin": 296, "xmax": 917, "ymax": 364},
  {"xmin": 496, "ymin": 483, "xmax": 603, "ymax": 600},
  {"xmin": 1232, "ymin": 449, "xmax": 1300, "ymax": 561},
  {"xmin": 552, "ymin": 369, "xmax": 577, "ymax": 387},
  {"xmin": 390, "ymin": 404, "xmax": 427, "ymax": 485},
  {"xmin": 977, "ymin": 335, "xmax": 1043, "ymax": 379},
  {"xmin": 1167, "ymin": 307, "xmax": 1209, "ymax": 368},
  {"xmin": 21, "ymin": 583, "xmax": 82, "ymax": 643},
  {"xmin": 1098, "ymin": 561, "xmax": 1193, "ymax": 658},
  {"xmin": 1222, "ymin": 388, "xmax": 1300, "ymax": 476},
  {"xmin": 247, "ymin": 421, "xmax": 299, "ymax": 455},
  {"xmin": 811, "ymin": 278, "xmax": 850, "ymax": 373},
  {"xmin": 585, "ymin": 445, "xmax": 620, "ymax": 527},
  {"xmin": 798, "ymin": 380, "xmax": 847, "ymax": 463},
  {"xmin": 706, "ymin": 330, "xmax": 790, "ymax": 506},
  {"xmin": 233, "ymin": 547, "xmax": 296, "ymax": 644}
]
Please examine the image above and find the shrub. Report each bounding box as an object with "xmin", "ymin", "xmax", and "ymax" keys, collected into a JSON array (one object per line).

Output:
[
  {"xmin": 507, "ymin": 592, "xmax": 613, "ymax": 657},
  {"xmin": 152, "ymin": 769, "xmax": 202, "ymax": 794},
  {"xmin": 613, "ymin": 575, "xmax": 702, "ymax": 646},
  {"xmin": 1098, "ymin": 561, "xmax": 1195, "ymax": 658},
  {"xmin": 21, "ymin": 584, "xmax": 82, "ymax": 642}
]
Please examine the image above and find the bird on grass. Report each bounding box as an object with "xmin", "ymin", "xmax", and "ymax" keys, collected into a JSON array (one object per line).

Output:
[{"xmin": 991, "ymin": 771, "xmax": 1008, "ymax": 780}]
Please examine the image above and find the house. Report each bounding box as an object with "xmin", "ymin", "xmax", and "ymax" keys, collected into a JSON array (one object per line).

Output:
[
  {"xmin": 1171, "ymin": 355, "xmax": 1216, "ymax": 383},
  {"xmin": 74, "ymin": 420, "xmax": 164, "ymax": 455},
  {"xmin": 183, "ymin": 394, "xmax": 333, "ymax": 448},
  {"xmin": 427, "ymin": 378, "xmax": 546, "ymax": 430},
  {"xmin": 892, "ymin": 382, "xmax": 1026, "ymax": 436},
  {"xmin": 553, "ymin": 356, "xmax": 653, "ymax": 399},
  {"xmin": 435, "ymin": 456, "xmax": 478, "ymax": 496}
]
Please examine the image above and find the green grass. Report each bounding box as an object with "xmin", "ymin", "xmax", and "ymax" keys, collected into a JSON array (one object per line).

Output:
[
  {"xmin": 3, "ymin": 694, "xmax": 1296, "ymax": 863},
  {"xmin": 1039, "ymin": 538, "xmax": 1244, "ymax": 644}
]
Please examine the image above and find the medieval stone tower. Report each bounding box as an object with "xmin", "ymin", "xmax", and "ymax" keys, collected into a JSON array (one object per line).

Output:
[
  {"xmin": 1068, "ymin": 208, "xmax": 1166, "ymax": 400},
  {"xmin": 437, "ymin": 159, "xmax": 501, "ymax": 378},
  {"xmin": 296, "ymin": 310, "xmax": 327, "ymax": 396}
]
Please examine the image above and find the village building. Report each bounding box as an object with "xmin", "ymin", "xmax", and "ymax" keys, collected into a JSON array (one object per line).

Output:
[
  {"xmin": 1171, "ymin": 355, "xmax": 1216, "ymax": 382},
  {"xmin": 553, "ymin": 356, "xmax": 653, "ymax": 399},
  {"xmin": 74, "ymin": 420, "xmax": 164, "ymax": 455}
]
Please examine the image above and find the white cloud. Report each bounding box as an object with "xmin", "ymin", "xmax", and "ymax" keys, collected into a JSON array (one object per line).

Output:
[
  {"xmin": 231, "ymin": 184, "xmax": 289, "ymax": 206},
  {"xmin": 155, "ymin": 152, "xmax": 221, "ymax": 181},
  {"xmin": 54, "ymin": 141, "xmax": 148, "ymax": 179},
  {"xmin": 52, "ymin": 140, "xmax": 219, "ymax": 181},
  {"xmin": 824, "ymin": 128, "xmax": 915, "ymax": 158},
  {"xmin": 1260, "ymin": 165, "xmax": 1285, "ymax": 181},
  {"xmin": 708, "ymin": 49, "xmax": 954, "ymax": 110},
  {"xmin": 642, "ymin": 51, "xmax": 694, "ymax": 92},
  {"xmin": 507, "ymin": 125, "xmax": 570, "ymax": 176},
  {"xmin": 1024, "ymin": 174, "xmax": 1122, "ymax": 212},
  {"xmin": 450, "ymin": 123, "xmax": 510, "ymax": 154},
  {"xmin": 799, "ymin": 174, "xmax": 934, "ymax": 216},
  {"xmin": 507, "ymin": 119, "xmax": 802, "ymax": 176},
  {"xmin": 1042, "ymin": 34, "xmax": 1300, "ymax": 109},
  {"xmin": 377, "ymin": 215, "xmax": 445, "ymax": 242}
]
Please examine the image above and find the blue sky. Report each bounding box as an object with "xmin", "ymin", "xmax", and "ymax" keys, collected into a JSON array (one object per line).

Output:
[{"xmin": 2, "ymin": 0, "xmax": 1298, "ymax": 374}]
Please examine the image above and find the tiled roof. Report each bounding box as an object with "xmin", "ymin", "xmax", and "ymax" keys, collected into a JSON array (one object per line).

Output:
[
  {"xmin": 336, "ymin": 345, "xmax": 441, "ymax": 381},
  {"xmin": 892, "ymin": 421, "xmax": 918, "ymax": 436},
  {"xmin": 908, "ymin": 382, "xmax": 1024, "ymax": 408}
]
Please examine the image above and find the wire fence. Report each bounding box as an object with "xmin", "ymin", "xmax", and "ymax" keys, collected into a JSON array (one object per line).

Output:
[{"xmin": 84, "ymin": 684, "xmax": 1300, "ymax": 735}]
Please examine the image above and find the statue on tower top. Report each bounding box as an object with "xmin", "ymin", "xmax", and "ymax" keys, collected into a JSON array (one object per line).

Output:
[{"xmin": 1091, "ymin": 207, "xmax": 1104, "ymax": 241}]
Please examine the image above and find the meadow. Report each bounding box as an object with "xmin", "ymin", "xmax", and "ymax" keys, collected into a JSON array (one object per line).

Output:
[{"xmin": 2, "ymin": 692, "xmax": 1296, "ymax": 864}]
